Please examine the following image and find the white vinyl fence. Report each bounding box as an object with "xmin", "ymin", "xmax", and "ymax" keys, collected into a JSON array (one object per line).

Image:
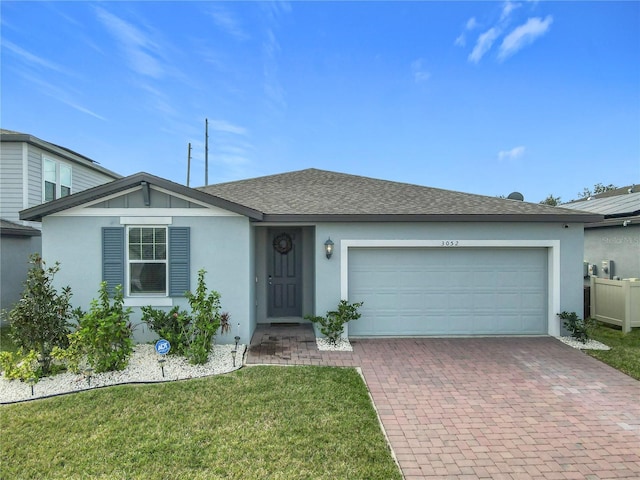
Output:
[{"xmin": 590, "ymin": 277, "xmax": 640, "ymax": 333}]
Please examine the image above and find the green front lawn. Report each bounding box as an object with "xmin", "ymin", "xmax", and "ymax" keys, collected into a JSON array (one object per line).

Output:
[
  {"xmin": 1, "ymin": 365, "xmax": 401, "ymax": 480},
  {"xmin": 587, "ymin": 323, "xmax": 640, "ymax": 380}
]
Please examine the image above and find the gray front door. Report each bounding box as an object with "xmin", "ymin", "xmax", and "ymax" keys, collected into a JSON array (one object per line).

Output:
[{"xmin": 268, "ymin": 229, "xmax": 302, "ymax": 317}]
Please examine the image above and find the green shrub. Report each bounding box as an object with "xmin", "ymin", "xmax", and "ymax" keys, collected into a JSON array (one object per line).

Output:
[
  {"xmin": 142, "ymin": 269, "xmax": 222, "ymax": 365},
  {"xmin": 140, "ymin": 306, "xmax": 190, "ymax": 356},
  {"xmin": 0, "ymin": 349, "xmax": 39, "ymax": 383},
  {"xmin": 71, "ymin": 283, "xmax": 134, "ymax": 373},
  {"xmin": 51, "ymin": 333, "xmax": 86, "ymax": 374},
  {"xmin": 184, "ymin": 270, "xmax": 222, "ymax": 364},
  {"xmin": 559, "ymin": 311, "xmax": 594, "ymax": 343},
  {"xmin": 8, "ymin": 254, "xmax": 73, "ymax": 375},
  {"xmin": 305, "ymin": 300, "xmax": 364, "ymax": 344}
]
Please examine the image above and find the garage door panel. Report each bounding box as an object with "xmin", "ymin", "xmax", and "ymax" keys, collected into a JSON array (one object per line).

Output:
[
  {"xmin": 349, "ymin": 248, "xmax": 547, "ymax": 336},
  {"xmin": 522, "ymin": 292, "xmax": 545, "ymax": 309}
]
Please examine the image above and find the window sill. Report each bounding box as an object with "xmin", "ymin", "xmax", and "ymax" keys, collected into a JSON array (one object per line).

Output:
[{"xmin": 124, "ymin": 297, "xmax": 173, "ymax": 307}]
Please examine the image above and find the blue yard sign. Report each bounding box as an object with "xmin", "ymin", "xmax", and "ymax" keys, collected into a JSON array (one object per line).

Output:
[{"xmin": 155, "ymin": 339, "xmax": 171, "ymax": 355}]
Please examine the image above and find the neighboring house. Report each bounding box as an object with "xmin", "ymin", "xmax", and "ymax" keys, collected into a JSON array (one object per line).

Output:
[
  {"xmin": 20, "ymin": 169, "xmax": 601, "ymax": 344},
  {"xmin": 0, "ymin": 129, "xmax": 121, "ymax": 314},
  {"xmin": 561, "ymin": 187, "xmax": 640, "ymax": 283}
]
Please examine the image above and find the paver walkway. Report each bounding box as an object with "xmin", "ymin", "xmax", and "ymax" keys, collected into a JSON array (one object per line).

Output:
[{"xmin": 247, "ymin": 324, "xmax": 640, "ymax": 479}]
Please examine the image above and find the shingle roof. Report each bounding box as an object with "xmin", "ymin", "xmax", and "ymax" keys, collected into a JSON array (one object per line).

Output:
[
  {"xmin": 198, "ymin": 168, "xmax": 601, "ymax": 222},
  {"xmin": 21, "ymin": 169, "xmax": 603, "ymax": 223},
  {"xmin": 562, "ymin": 191, "xmax": 640, "ymax": 217},
  {"xmin": 0, "ymin": 219, "xmax": 41, "ymax": 237}
]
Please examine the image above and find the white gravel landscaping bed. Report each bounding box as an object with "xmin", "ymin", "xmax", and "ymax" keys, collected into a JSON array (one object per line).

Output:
[
  {"xmin": 558, "ymin": 336, "xmax": 611, "ymax": 351},
  {"xmin": 0, "ymin": 343, "xmax": 245, "ymax": 404},
  {"xmin": 316, "ymin": 338, "xmax": 353, "ymax": 351}
]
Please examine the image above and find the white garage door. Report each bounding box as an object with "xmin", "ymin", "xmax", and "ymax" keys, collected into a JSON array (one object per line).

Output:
[{"xmin": 348, "ymin": 247, "xmax": 548, "ymax": 336}]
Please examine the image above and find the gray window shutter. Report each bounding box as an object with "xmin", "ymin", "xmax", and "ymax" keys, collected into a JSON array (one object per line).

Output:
[
  {"xmin": 169, "ymin": 227, "xmax": 190, "ymax": 296},
  {"xmin": 102, "ymin": 227, "xmax": 124, "ymax": 296}
]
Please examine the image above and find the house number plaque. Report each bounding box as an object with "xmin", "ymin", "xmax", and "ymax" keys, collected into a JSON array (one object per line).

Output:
[{"xmin": 441, "ymin": 241, "xmax": 460, "ymax": 247}]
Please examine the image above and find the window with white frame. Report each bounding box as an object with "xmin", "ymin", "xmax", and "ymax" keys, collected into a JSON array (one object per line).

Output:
[
  {"xmin": 128, "ymin": 226, "xmax": 167, "ymax": 295},
  {"xmin": 43, "ymin": 158, "xmax": 72, "ymax": 202},
  {"xmin": 60, "ymin": 164, "xmax": 71, "ymax": 197}
]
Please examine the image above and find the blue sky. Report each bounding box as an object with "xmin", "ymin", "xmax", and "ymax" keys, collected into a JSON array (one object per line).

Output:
[{"xmin": 2, "ymin": 1, "xmax": 638, "ymax": 203}]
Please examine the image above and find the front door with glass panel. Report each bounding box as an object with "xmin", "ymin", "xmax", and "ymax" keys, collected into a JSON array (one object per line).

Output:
[{"xmin": 268, "ymin": 229, "xmax": 302, "ymax": 317}]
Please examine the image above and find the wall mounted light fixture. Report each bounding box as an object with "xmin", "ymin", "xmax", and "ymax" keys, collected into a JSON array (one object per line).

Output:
[{"xmin": 324, "ymin": 238, "xmax": 334, "ymax": 259}]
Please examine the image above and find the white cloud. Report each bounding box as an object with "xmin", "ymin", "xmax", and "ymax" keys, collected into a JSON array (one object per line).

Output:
[
  {"xmin": 455, "ymin": 17, "xmax": 479, "ymax": 47},
  {"xmin": 501, "ymin": 1, "xmax": 521, "ymax": 21},
  {"xmin": 498, "ymin": 16, "xmax": 553, "ymax": 60},
  {"xmin": 207, "ymin": 5, "xmax": 249, "ymax": 40},
  {"xmin": 18, "ymin": 72, "xmax": 106, "ymax": 121},
  {"xmin": 498, "ymin": 146, "xmax": 526, "ymax": 160},
  {"xmin": 2, "ymin": 40, "xmax": 69, "ymax": 74},
  {"xmin": 208, "ymin": 119, "xmax": 248, "ymax": 136},
  {"xmin": 94, "ymin": 7, "xmax": 165, "ymax": 78},
  {"xmin": 468, "ymin": 28, "xmax": 499, "ymax": 64},
  {"xmin": 262, "ymin": 26, "xmax": 287, "ymax": 112},
  {"xmin": 466, "ymin": 17, "xmax": 479, "ymax": 30},
  {"xmin": 411, "ymin": 59, "xmax": 431, "ymax": 83}
]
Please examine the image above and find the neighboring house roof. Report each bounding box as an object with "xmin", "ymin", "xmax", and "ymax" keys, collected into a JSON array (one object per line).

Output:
[
  {"xmin": 562, "ymin": 190, "xmax": 640, "ymax": 229},
  {"xmin": 0, "ymin": 129, "xmax": 122, "ymax": 180},
  {"xmin": 562, "ymin": 191, "xmax": 640, "ymax": 217},
  {"xmin": 569, "ymin": 184, "xmax": 637, "ymax": 200},
  {"xmin": 0, "ymin": 219, "xmax": 41, "ymax": 237},
  {"xmin": 21, "ymin": 169, "xmax": 603, "ymax": 223},
  {"xmin": 198, "ymin": 168, "xmax": 602, "ymax": 223}
]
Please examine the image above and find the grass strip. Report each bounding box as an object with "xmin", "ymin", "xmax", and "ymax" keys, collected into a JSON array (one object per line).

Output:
[{"xmin": 587, "ymin": 323, "xmax": 640, "ymax": 380}]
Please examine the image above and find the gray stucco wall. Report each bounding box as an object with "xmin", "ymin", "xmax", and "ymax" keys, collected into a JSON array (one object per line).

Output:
[
  {"xmin": 313, "ymin": 222, "xmax": 585, "ymax": 336},
  {"xmin": 0, "ymin": 235, "xmax": 41, "ymax": 317},
  {"xmin": 41, "ymin": 214, "xmax": 252, "ymax": 345},
  {"xmin": 583, "ymin": 225, "xmax": 640, "ymax": 282}
]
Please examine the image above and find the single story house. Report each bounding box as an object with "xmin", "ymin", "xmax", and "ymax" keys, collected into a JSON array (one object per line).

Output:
[{"xmin": 20, "ymin": 169, "xmax": 601, "ymax": 344}]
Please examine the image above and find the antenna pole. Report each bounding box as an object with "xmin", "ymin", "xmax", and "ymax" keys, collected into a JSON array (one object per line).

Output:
[
  {"xmin": 187, "ymin": 142, "xmax": 191, "ymax": 187},
  {"xmin": 205, "ymin": 118, "xmax": 209, "ymax": 185}
]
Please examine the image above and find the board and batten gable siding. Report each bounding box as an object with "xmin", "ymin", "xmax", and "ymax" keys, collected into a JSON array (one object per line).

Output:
[
  {"xmin": 89, "ymin": 188, "xmax": 206, "ymax": 209},
  {"xmin": 313, "ymin": 221, "xmax": 585, "ymax": 337},
  {"xmin": 0, "ymin": 142, "xmax": 24, "ymax": 221}
]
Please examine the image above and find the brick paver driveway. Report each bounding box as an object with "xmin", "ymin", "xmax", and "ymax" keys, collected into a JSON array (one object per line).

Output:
[{"xmin": 247, "ymin": 326, "xmax": 640, "ymax": 479}]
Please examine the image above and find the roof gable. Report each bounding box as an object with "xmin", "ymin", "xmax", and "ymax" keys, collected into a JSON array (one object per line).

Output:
[{"xmin": 20, "ymin": 172, "xmax": 263, "ymax": 221}]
